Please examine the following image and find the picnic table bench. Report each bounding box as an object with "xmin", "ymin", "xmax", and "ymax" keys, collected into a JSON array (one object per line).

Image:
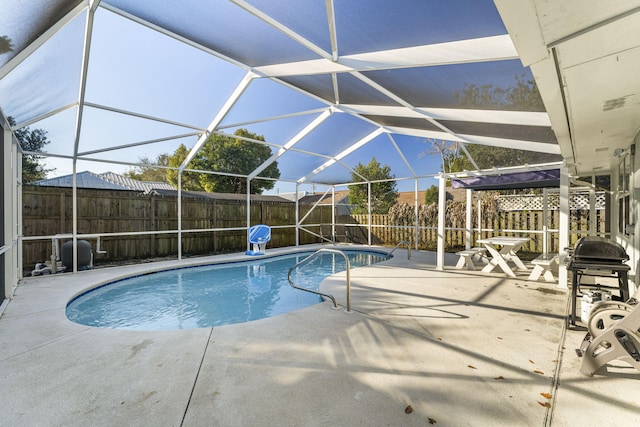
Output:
[
  {"xmin": 455, "ymin": 247, "xmax": 488, "ymax": 270},
  {"xmin": 527, "ymin": 253, "xmax": 559, "ymax": 282}
]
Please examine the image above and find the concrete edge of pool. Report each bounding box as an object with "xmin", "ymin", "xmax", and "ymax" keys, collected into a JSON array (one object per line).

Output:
[{"xmin": 1, "ymin": 244, "xmax": 640, "ymax": 426}]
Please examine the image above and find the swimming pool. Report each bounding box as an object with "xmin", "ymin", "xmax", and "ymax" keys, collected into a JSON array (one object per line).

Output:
[{"xmin": 66, "ymin": 250, "xmax": 387, "ymax": 330}]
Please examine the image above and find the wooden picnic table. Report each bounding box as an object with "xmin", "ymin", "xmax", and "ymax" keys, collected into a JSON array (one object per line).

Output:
[{"xmin": 476, "ymin": 236, "xmax": 530, "ymax": 277}]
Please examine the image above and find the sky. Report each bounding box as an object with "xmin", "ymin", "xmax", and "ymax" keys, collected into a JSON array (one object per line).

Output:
[{"xmin": 12, "ymin": 5, "xmax": 468, "ymax": 195}]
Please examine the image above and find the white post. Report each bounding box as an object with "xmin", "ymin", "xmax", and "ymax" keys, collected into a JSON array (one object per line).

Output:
[
  {"xmin": 2, "ymin": 123, "xmax": 15, "ymax": 298},
  {"xmin": 589, "ymin": 175, "xmax": 596, "ymax": 236},
  {"xmin": 477, "ymin": 191, "xmax": 483, "ymax": 239},
  {"xmin": 246, "ymin": 178, "xmax": 251, "ymax": 252},
  {"xmin": 558, "ymin": 165, "xmax": 570, "ymax": 289},
  {"xmin": 15, "ymin": 140, "xmax": 22, "ymax": 281},
  {"xmin": 331, "ymin": 186, "xmax": 336, "ymax": 243},
  {"xmin": 367, "ymin": 182, "xmax": 372, "ymax": 246},
  {"xmin": 177, "ymin": 173, "xmax": 182, "ymax": 260},
  {"xmin": 295, "ymin": 183, "xmax": 300, "ymax": 246},
  {"xmin": 465, "ymin": 189, "xmax": 472, "ymax": 250},
  {"xmin": 72, "ymin": 162, "xmax": 78, "ymax": 272},
  {"xmin": 414, "ymin": 179, "xmax": 419, "ymax": 250},
  {"xmin": 436, "ymin": 174, "xmax": 446, "ymax": 270},
  {"xmin": 542, "ymin": 188, "xmax": 548, "ymax": 254}
]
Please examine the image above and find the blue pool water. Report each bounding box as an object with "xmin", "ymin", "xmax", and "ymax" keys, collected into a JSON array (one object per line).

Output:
[{"xmin": 66, "ymin": 250, "xmax": 387, "ymax": 330}]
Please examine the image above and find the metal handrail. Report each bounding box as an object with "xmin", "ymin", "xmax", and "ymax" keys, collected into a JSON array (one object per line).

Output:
[
  {"xmin": 386, "ymin": 240, "xmax": 411, "ymax": 260},
  {"xmin": 287, "ymin": 248, "xmax": 352, "ymax": 313}
]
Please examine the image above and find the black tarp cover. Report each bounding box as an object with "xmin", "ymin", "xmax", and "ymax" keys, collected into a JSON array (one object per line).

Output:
[{"xmin": 450, "ymin": 169, "xmax": 560, "ymax": 190}]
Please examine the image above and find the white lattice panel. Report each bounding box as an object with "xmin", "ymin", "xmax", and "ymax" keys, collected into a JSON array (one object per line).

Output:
[{"xmin": 497, "ymin": 191, "xmax": 605, "ymax": 211}]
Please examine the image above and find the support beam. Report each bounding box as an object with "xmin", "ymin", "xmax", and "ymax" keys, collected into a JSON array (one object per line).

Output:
[
  {"xmin": 367, "ymin": 182, "xmax": 372, "ymax": 246},
  {"xmin": 295, "ymin": 184, "xmax": 300, "ymax": 246},
  {"xmin": 465, "ymin": 189, "xmax": 472, "ymax": 250},
  {"xmin": 542, "ymin": 189, "xmax": 549, "ymax": 254},
  {"xmin": 179, "ymin": 72, "xmax": 255, "ymax": 173},
  {"xmin": 477, "ymin": 191, "xmax": 483, "ymax": 240},
  {"xmin": 332, "ymin": 186, "xmax": 336, "ymax": 244},
  {"xmin": 436, "ymin": 174, "xmax": 446, "ymax": 270},
  {"xmin": 248, "ymin": 110, "xmax": 332, "ymax": 180},
  {"xmin": 177, "ymin": 174, "xmax": 182, "ymax": 260},
  {"xmin": 2, "ymin": 121, "xmax": 16, "ymax": 298},
  {"xmin": 589, "ymin": 177, "xmax": 596, "ymax": 236},
  {"xmin": 557, "ymin": 165, "xmax": 570, "ymax": 289},
  {"xmin": 246, "ymin": 178, "xmax": 251, "ymax": 252},
  {"xmin": 414, "ymin": 180, "xmax": 419, "ymax": 250}
]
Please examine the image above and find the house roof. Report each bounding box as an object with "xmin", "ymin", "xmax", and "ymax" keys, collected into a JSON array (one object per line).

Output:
[
  {"xmin": 152, "ymin": 189, "xmax": 290, "ymax": 203},
  {"xmin": 31, "ymin": 171, "xmax": 175, "ymax": 193}
]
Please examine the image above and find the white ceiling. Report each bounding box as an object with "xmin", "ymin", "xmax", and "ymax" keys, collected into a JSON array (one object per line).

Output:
[{"xmin": 495, "ymin": 0, "xmax": 640, "ymax": 176}]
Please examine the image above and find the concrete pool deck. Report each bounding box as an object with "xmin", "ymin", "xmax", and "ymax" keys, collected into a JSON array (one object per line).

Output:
[{"xmin": 1, "ymin": 244, "xmax": 639, "ymax": 426}]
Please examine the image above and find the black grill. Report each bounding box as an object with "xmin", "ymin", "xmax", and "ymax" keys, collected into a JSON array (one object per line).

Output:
[
  {"xmin": 567, "ymin": 237, "xmax": 630, "ymax": 326},
  {"xmin": 568, "ymin": 236, "xmax": 629, "ymax": 266}
]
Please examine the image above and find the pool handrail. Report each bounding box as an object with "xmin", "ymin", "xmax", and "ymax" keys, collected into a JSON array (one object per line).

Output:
[
  {"xmin": 386, "ymin": 240, "xmax": 411, "ymax": 260},
  {"xmin": 287, "ymin": 248, "xmax": 352, "ymax": 313}
]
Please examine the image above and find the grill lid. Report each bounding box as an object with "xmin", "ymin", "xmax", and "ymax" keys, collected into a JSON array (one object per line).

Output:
[{"xmin": 572, "ymin": 236, "xmax": 629, "ymax": 262}]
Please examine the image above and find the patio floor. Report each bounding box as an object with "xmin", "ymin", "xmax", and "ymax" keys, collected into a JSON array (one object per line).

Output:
[{"xmin": 1, "ymin": 245, "xmax": 639, "ymax": 426}]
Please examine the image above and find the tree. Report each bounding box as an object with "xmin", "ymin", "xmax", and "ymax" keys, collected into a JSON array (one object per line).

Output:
[
  {"xmin": 166, "ymin": 144, "xmax": 205, "ymax": 191},
  {"xmin": 0, "ymin": 35, "xmax": 13, "ymax": 54},
  {"xmin": 423, "ymin": 139, "xmax": 461, "ymax": 173},
  {"xmin": 424, "ymin": 185, "xmax": 438, "ymax": 205},
  {"xmin": 166, "ymin": 129, "xmax": 280, "ymax": 194},
  {"xmin": 125, "ymin": 154, "xmax": 170, "ymax": 183},
  {"xmin": 9, "ymin": 117, "xmax": 53, "ymax": 183},
  {"xmin": 461, "ymin": 145, "xmax": 560, "ymax": 170},
  {"xmin": 429, "ymin": 73, "xmax": 561, "ymax": 172},
  {"xmin": 454, "ymin": 73, "xmax": 545, "ymax": 111},
  {"xmin": 348, "ymin": 157, "xmax": 398, "ymax": 214}
]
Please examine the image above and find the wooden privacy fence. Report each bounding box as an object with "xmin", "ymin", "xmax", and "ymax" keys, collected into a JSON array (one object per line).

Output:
[
  {"xmin": 352, "ymin": 209, "xmax": 607, "ymax": 252},
  {"xmin": 21, "ymin": 186, "xmax": 608, "ymax": 270},
  {"xmin": 21, "ymin": 186, "xmax": 332, "ymax": 269}
]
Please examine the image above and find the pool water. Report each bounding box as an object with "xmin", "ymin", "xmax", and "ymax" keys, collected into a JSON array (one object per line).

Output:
[{"xmin": 66, "ymin": 250, "xmax": 387, "ymax": 330}]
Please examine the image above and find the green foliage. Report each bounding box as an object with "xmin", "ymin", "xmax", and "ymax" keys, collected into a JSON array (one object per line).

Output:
[
  {"xmin": 430, "ymin": 74, "xmax": 561, "ymax": 171},
  {"xmin": 461, "ymin": 145, "xmax": 560, "ymax": 170},
  {"xmin": 0, "ymin": 35, "xmax": 13, "ymax": 54},
  {"xmin": 348, "ymin": 157, "xmax": 398, "ymax": 214},
  {"xmin": 166, "ymin": 129, "xmax": 280, "ymax": 194},
  {"xmin": 454, "ymin": 73, "xmax": 545, "ymax": 111},
  {"xmin": 125, "ymin": 153, "xmax": 170, "ymax": 183},
  {"xmin": 166, "ymin": 144, "xmax": 204, "ymax": 190},
  {"xmin": 390, "ymin": 192, "xmax": 499, "ymax": 228},
  {"xmin": 425, "ymin": 139, "xmax": 462, "ymax": 173},
  {"xmin": 424, "ymin": 185, "xmax": 438, "ymax": 205},
  {"xmin": 9, "ymin": 117, "xmax": 53, "ymax": 183}
]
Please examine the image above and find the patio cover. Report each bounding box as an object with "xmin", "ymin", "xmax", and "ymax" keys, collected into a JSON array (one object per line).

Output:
[
  {"xmin": 0, "ymin": 0, "xmax": 562, "ymax": 188},
  {"xmin": 450, "ymin": 169, "xmax": 560, "ymax": 190}
]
